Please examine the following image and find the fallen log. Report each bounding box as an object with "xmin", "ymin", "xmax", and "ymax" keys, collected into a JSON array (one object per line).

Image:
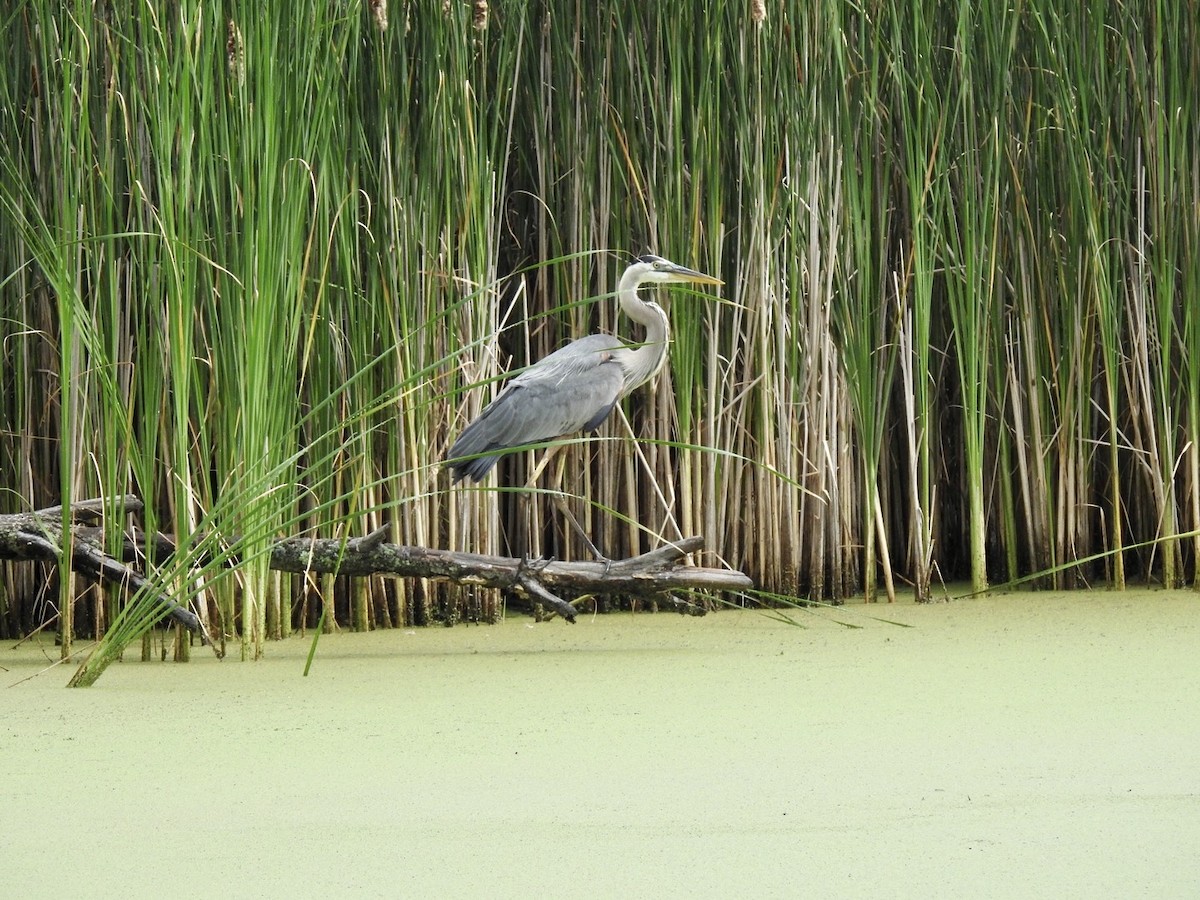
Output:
[
  {"xmin": 269, "ymin": 531, "xmax": 750, "ymax": 622},
  {"xmin": 0, "ymin": 496, "xmax": 209, "ymax": 640},
  {"xmin": 1, "ymin": 497, "xmax": 754, "ymax": 628}
]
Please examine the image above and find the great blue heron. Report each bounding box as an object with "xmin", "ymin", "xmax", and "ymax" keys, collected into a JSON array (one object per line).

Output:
[{"xmin": 446, "ymin": 254, "xmax": 722, "ymax": 482}]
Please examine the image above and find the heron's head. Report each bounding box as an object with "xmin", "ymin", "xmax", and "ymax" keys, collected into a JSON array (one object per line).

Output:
[{"xmin": 629, "ymin": 254, "xmax": 723, "ymax": 287}]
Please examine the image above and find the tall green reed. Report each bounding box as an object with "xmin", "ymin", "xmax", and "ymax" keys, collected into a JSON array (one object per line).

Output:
[
  {"xmin": 936, "ymin": 0, "xmax": 1016, "ymax": 594},
  {"xmin": 829, "ymin": 0, "xmax": 902, "ymax": 603},
  {"xmin": 888, "ymin": 0, "xmax": 947, "ymax": 602}
]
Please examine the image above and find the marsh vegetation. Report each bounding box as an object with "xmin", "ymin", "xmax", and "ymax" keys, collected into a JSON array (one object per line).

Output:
[{"xmin": 1, "ymin": 2, "xmax": 1196, "ymax": 660}]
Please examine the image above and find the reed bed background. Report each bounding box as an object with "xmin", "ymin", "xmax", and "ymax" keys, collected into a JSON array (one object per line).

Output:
[{"xmin": 1, "ymin": 0, "xmax": 1196, "ymax": 658}]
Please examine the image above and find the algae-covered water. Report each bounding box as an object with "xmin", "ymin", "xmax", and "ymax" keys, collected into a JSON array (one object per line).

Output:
[{"xmin": 3, "ymin": 592, "xmax": 1199, "ymax": 898}]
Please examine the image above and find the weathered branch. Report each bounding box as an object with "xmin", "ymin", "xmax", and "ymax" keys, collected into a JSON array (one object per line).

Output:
[
  {"xmin": 270, "ymin": 532, "xmax": 748, "ymax": 592},
  {"xmin": 70, "ymin": 527, "xmax": 750, "ymax": 621},
  {"xmin": 0, "ymin": 497, "xmax": 207, "ymax": 640},
  {"xmin": 265, "ymin": 533, "xmax": 749, "ymax": 622},
  {"xmin": 2, "ymin": 497, "xmax": 755, "ymax": 630}
]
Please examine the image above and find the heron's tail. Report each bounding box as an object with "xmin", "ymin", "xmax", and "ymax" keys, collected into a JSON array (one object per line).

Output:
[{"xmin": 446, "ymin": 452, "xmax": 500, "ymax": 484}]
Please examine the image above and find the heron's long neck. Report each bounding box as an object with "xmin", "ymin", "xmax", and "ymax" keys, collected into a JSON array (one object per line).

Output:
[{"xmin": 617, "ymin": 268, "xmax": 671, "ymax": 393}]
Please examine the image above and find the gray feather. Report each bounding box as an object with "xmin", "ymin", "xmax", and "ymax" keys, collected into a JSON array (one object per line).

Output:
[
  {"xmin": 445, "ymin": 253, "xmax": 716, "ymax": 484},
  {"xmin": 446, "ymin": 336, "xmax": 626, "ymax": 482}
]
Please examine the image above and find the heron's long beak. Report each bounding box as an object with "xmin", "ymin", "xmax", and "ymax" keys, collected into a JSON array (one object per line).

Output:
[{"xmin": 669, "ymin": 263, "xmax": 723, "ymax": 286}]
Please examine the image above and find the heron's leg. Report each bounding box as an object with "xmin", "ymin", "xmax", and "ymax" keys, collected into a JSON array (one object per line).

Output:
[
  {"xmin": 547, "ymin": 451, "xmax": 611, "ymax": 567},
  {"xmin": 518, "ymin": 445, "xmax": 565, "ymax": 560},
  {"xmin": 524, "ymin": 443, "xmax": 565, "ymax": 489}
]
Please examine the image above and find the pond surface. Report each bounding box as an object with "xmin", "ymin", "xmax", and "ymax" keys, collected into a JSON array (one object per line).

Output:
[{"xmin": 4, "ymin": 591, "xmax": 1199, "ymax": 898}]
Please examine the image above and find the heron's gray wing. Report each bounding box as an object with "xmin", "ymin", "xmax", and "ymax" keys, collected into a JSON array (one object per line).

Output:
[{"xmin": 446, "ymin": 335, "xmax": 626, "ymax": 482}]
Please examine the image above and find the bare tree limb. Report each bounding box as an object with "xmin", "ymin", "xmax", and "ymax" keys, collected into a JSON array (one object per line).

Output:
[
  {"xmin": 0, "ymin": 498, "xmax": 206, "ymax": 640},
  {"xmin": 1, "ymin": 496, "xmax": 755, "ymax": 632}
]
